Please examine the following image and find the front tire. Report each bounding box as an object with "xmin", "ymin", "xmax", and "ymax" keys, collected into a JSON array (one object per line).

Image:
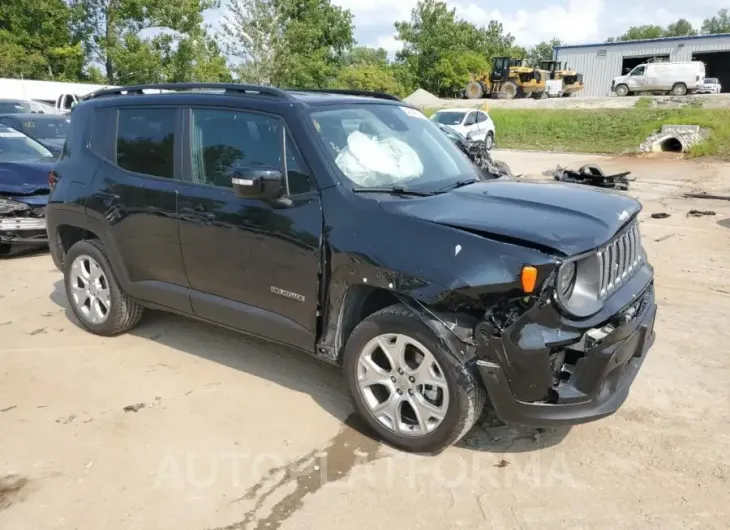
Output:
[
  {"xmin": 63, "ymin": 239, "xmax": 143, "ymax": 336},
  {"xmin": 501, "ymin": 81, "xmax": 519, "ymax": 99},
  {"xmin": 465, "ymin": 81, "xmax": 484, "ymax": 99},
  {"xmin": 343, "ymin": 304, "xmax": 486, "ymax": 454},
  {"xmin": 615, "ymin": 84, "xmax": 629, "ymax": 97}
]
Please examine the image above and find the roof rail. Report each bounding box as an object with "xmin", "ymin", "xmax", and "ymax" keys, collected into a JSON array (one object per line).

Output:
[
  {"xmin": 289, "ymin": 88, "xmax": 402, "ymax": 102},
  {"xmin": 81, "ymin": 83, "xmax": 294, "ymax": 101}
]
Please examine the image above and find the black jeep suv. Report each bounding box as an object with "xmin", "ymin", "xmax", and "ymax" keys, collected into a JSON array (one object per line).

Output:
[{"xmin": 46, "ymin": 83, "xmax": 657, "ymax": 453}]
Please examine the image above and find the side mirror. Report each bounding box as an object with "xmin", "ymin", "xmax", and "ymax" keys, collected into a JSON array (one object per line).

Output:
[{"xmin": 231, "ymin": 166, "xmax": 284, "ymax": 199}]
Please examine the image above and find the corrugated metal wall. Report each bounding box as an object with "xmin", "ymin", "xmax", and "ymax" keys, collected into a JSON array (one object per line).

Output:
[{"xmin": 555, "ymin": 35, "xmax": 730, "ymax": 98}]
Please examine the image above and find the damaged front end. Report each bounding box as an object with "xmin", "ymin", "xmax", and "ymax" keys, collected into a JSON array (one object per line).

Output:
[
  {"xmin": 0, "ymin": 195, "xmax": 49, "ymax": 252},
  {"xmin": 470, "ymin": 223, "xmax": 657, "ymax": 427}
]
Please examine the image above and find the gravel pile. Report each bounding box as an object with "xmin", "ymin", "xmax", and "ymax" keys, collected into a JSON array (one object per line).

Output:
[{"xmin": 403, "ymin": 88, "xmax": 442, "ymax": 107}]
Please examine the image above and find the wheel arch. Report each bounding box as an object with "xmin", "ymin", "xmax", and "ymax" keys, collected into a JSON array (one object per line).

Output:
[
  {"xmin": 317, "ymin": 262, "xmax": 482, "ymax": 365},
  {"xmin": 48, "ymin": 209, "xmax": 132, "ymax": 287}
]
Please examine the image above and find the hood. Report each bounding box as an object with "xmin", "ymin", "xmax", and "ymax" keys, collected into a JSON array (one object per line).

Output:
[
  {"xmin": 0, "ymin": 158, "xmax": 54, "ymax": 196},
  {"xmin": 378, "ymin": 180, "xmax": 641, "ymax": 256}
]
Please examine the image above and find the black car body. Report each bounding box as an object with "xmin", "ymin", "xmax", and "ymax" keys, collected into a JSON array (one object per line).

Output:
[
  {"xmin": 0, "ymin": 124, "xmax": 55, "ymax": 254},
  {"xmin": 45, "ymin": 84, "xmax": 657, "ymax": 453},
  {"xmin": 0, "ymin": 99, "xmax": 32, "ymax": 114},
  {"xmin": 0, "ymin": 113, "xmax": 69, "ymax": 157}
]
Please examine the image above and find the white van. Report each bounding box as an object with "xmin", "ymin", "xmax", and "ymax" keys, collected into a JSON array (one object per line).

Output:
[{"xmin": 612, "ymin": 61, "xmax": 705, "ymax": 96}]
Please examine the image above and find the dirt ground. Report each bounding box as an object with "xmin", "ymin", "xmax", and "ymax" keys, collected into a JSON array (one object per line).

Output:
[{"xmin": 1, "ymin": 151, "xmax": 729, "ymax": 530}]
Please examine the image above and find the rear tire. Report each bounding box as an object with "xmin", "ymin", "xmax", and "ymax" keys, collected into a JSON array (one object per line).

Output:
[
  {"xmin": 63, "ymin": 239, "xmax": 143, "ymax": 336},
  {"xmin": 671, "ymin": 83, "xmax": 687, "ymax": 96},
  {"xmin": 485, "ymin": 132, "xmax": 494, "ymax": 150},
  {"xmin": 343, "ymin": 304, "xmax": 485, "ymax": 454}
]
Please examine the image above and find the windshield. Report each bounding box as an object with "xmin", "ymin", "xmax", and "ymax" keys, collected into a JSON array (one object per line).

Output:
[
  {"xmin": 310, "ymin": 104, "xmax": 478, "ymax": 190},
  {"xmin": 430, "ymin": 111, "xmax": 466, "ymax": 126},
  {"xmin": 0, "ymin": 125, "xmax": 53, "ymax": 161},
  {"xmin": 0, "ymin": 101, "xmax": 30, "ymax": 114},
  {"xmin": 18, "ymin": 117, "xmax": 69, "ymax": 139}
]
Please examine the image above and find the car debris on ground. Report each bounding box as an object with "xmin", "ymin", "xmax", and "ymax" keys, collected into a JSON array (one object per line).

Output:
[
  {"xmin": 551, "ymin": 164, "xmax": 634, "ymax": 190},
  {"xmin": 683, "ymin": 192, "xmax": 730, "ymax": 202},
  {"xmin": 687, "ymin": 209, "xmax": 716, "ymax": 217},
  {"xmin": 651, "ymin": 213, "xmax": 671, "ymax": 219}
]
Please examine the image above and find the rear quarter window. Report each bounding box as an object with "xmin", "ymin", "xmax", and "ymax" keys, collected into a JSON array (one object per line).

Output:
[{"xmin": 114, "ymin": 108, "xmax": 177, "ymax": 179}]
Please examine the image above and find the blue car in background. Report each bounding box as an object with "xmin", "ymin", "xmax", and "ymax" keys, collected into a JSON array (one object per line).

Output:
[
  {"xmin": 0, "ymin": 123, "xmax": 56, "ymax": 255},
  {"xmin": 0, "ymin": 113, "xmax": 70, "ymax": 156}
]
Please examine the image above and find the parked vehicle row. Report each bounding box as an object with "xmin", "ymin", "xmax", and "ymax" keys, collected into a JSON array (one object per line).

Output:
[{"xmin": 36, "ymin": 83, "xmax": 656, "ymax": 453}]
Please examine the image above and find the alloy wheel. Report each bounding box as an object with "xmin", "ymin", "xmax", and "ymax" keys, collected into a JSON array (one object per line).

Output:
[
  {"xmin": 356, "ymin": 333, "xmax": 450, "ymax": 436},
  {"xmin": 69, "ymin": 254, "xmax": 112, "ymax": 324}
]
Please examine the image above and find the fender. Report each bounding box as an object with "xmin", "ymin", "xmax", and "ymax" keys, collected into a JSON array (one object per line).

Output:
[{"xmin": 316, "ymin": 261, "xmax": 483, "ymax": 363}]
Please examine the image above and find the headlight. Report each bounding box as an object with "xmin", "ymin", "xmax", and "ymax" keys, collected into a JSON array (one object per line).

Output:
[
  {"xmin": 554, "ymin": 253, "xmax": 603, "ymax": 318},
  {"xmin": 0, "ymin": 197, "xmax": 29, "ymax": 215},
  {"xmin": 557, "ymin": 262, "xmax": 577, "ymax": 299}
]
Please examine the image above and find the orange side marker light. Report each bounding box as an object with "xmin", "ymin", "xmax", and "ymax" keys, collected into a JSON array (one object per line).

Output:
[{"xmin": 521, "ymin": 266, "xmax": 538, "ymax": 294}]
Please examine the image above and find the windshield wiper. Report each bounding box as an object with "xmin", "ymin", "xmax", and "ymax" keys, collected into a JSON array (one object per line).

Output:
[
  {"xmin": 352, "ymin": 186, "xmax": 434, "ymax": 197},
  {"xmin": 434, "ymin": 178, "xmax": 478, "ymax": 193}
]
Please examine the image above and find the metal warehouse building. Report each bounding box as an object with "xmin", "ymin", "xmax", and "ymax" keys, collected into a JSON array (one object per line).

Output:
[{"xmin": 554, "ymin": 33, "xmax": 730, "ymax": 98}]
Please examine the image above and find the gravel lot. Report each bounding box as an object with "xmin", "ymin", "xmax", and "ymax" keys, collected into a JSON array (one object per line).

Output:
[
  {"xmin": 1, "ymin": 151, "xmax": 729, "ymax": 530},
  {"xmin": 414, "ymin": 93, "xmax": 730, "ymax": 110}
]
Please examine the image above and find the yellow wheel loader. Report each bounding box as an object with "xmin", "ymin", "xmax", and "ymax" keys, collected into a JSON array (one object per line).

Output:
[
  {"xmin": 464, "ymin": 57, "xmax": 548, "ymax": 100},
  {"xmin": 539, "ymin": 61, "xmax": 585, "ymax": 97}
]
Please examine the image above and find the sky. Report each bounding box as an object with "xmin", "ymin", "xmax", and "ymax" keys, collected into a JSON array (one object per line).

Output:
[{"xmin": 206, "ymin": 0, "xmax": 727, "ymax": 54}]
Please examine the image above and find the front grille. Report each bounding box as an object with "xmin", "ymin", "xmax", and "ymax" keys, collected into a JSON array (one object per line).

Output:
[{"xmin": 597, "ymin": 222, "xmax": 643, "ymax": 299}]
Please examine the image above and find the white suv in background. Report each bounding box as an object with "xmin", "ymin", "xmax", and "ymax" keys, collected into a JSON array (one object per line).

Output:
[
  {"xmin": 430, "ymin": 108, "xmax": 496, "ymax": 149},
  {"xmin": 697, "ymin": 78, "xmax": 722, "ymax": 94}
]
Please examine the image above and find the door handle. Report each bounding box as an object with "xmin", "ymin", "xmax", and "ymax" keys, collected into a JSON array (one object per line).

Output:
[
  {"xmin": 180, "ymin": 205, "xmax": 216, "ymax": 221},
  {"xmin": 92, "ymin": 191, "xmax": 120, "ymax": 201}
]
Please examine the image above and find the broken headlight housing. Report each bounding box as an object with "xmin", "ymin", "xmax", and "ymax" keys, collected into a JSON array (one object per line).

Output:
[
  {"xmin": 0, "ymin": 197, "xmax": 30, "ymax": 215},
  {"xmin": 555, "ymin": 253, "xmax": 603, "ymax": 318}
]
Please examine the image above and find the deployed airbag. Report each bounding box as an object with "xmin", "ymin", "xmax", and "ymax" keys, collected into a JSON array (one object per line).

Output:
[{"xmin": 335, "ymin": 131, "xmax": 424, "ymax": 186}]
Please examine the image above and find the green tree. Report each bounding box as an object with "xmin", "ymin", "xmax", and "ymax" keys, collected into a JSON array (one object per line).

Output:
[
  {"xmin": 609, "ymin": 25, "xmax": 665, "ymax": 42},
  {"xmin": 158, "ymin": 31, "xmax": 232, "ymax": 83},
  {"xmin": 220, "ymin": 0, "xmax": 280, "ymax": 84},
  {"xmin": 343, "ymin": 46, "xmax": 388, "ymax": 66},
  {"xmin": 394, "ymin": 0, "xmax": 514, "ymax": 96},
  {"xmin": 664, "ymin": 18, "xmax": 697, "ymax": 37},
  {"xmin": 701, "ymin": 9, "xmax": 730, "ymax": 34},
  {"xmin": 433, "ymin": 50, "xmax": 489, "ymax": 96},
  {"xmin": 274, "ymin": 0, "xmax": 355, "ymax": 88},
  {"xmin": 0, "ymin": 0, "xmax": 83, "ymax": 80},
  {"xmin": 334, "ymin": 64, "xmax": 405, "ymax": 96},
  {"xmin": 71, "ymin": 0, "xmax": 219, "ymax": 84},
  {"xmin": 526, "ymin": 38, "xmax": 562, "ymax": 66}
]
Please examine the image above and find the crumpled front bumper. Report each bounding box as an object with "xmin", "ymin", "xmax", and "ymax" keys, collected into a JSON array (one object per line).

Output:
[{"xmin": 474, "ymin": 267, "xmax": 657, "ymax": 427}]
